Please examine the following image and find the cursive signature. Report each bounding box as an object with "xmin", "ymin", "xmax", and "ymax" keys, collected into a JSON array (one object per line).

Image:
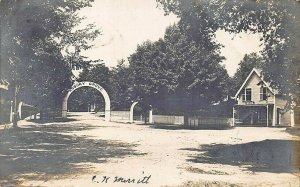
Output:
[{"xmin": 92, "ymin": 173, "xmax": 151, "ymax": 184}]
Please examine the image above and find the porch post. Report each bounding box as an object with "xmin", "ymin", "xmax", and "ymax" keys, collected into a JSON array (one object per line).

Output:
[
  {"xmin": 266, "ymin": 104, "xmax": 269, "ymax": 127},
  {"xmin": 232, "ymin": 106, "xmax": 235, "ymax": 126},
  {"xmin": 291, "ymin": 109, "xmax": 295, "ymax": 127},
  {"xmin": 291, "ymin": 99, "xmax": 296, "ymax": 127},
  {"xmin": 10, "ymin": 101, "xmax": 13, "ymax": 122},
  {"xmin": 272, "ymin": 96, "xmax": 276, "ymax": 126}
]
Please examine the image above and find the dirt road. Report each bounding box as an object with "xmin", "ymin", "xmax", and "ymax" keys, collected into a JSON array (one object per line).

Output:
[{"xmin": 0, "ymin": 112, "xmax": 299, "ymax": 187}]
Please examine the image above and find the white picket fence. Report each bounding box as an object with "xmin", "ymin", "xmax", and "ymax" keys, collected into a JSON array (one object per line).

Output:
[
  {"xmin": 188, "ymin": 117, "xmax": 233, "ymax": 128},
  {"xmin": 110, "ymin": 111, "xmax": 130, "ymax": 122},
  {"xmin": 110, "ymin": 111, "xmax": 143, "ymax": 123},
  {"xmin": 152, "ymin": 115, "xmax": 184, "ymax": 125}
]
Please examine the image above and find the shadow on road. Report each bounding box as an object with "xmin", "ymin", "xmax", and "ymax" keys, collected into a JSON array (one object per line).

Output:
[
  {"xmin": 182, "ymin": 139, "xmax": 300, "ymax": 173},
  {"xmin": 28, "ymin": 117, "xmax": 78, "ymax": 124},
  {"xmin": 0, "ymin": 123, "xmax": 144, "ymax": 185},
  {"xmin": 150, "ymin": 124, "xmax": 232, "ymax": 130}
]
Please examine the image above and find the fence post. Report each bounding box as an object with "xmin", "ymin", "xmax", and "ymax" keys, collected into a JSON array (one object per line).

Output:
[{"xmin": 149, "ymin": 109, "xmax": 153, "ymax": 124}]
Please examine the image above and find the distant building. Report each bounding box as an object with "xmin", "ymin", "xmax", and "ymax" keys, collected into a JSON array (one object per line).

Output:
[
  {"xmin": 233, "ymin": 68, "xmax": 295, "ymax": 127},
  {"xmin": 0, "ymin": 80, "xmax": 11, "ymax": 124},
  {"xmin": 0, "ymin": 79, "xmax": 9, "ymax": 90},
  {"xmin": 0, "ymin": 79, "xmax": 9, "ymax": 104}
]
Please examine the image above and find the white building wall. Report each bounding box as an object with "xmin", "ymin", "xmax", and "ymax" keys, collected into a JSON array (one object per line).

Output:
[
  {"xmin": 237, "ymin": 73, "xmax": 274, "ymax": 105},
  {"xmin": 276, "ymin": 96, "xmax": 292, "ymax": 126}
]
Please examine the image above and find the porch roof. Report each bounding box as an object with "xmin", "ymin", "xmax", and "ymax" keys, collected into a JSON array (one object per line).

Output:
[{"xmin": 235, "ymin": 104, "xmax": 274, "ymax": 107}]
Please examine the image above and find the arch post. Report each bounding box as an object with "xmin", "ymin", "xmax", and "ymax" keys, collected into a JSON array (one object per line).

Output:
[
  {"xmin": 62, "ymin": 95, "xmax": 68, "ymax": 118},
  {"xmin": 130, "ymin": 102, "xmax": 139, "ymax": 123},
  {"xmin": 105, "ymin": 106, "xmax": 111, "ymax": 122}
]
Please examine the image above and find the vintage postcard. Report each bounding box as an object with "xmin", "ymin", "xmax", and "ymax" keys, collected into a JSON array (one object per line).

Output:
[{"xmin": 0, "ymin": 0, "xmax": 299, "ymax": 186}]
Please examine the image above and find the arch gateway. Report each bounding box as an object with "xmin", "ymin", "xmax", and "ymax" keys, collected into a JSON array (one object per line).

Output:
[
  {"xmin": 62, "ymin": 81, "xmax": 111, "ymax": 122},
  {"xmin": 129, "ymin": 102, "xmax": 153, "ymax": 124}
]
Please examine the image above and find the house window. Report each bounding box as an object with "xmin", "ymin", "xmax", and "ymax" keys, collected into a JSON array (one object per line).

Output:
[
  {"xmin": 241, "ymin": 88, "xmax": 245, "ymax": 101},
  {"xmin": 245, "ymin": 88, "xmax": 252, "ymax": 101},
  {"xmin": 260, "ymin": 87, "xmax": 267, "ymax": 100}
]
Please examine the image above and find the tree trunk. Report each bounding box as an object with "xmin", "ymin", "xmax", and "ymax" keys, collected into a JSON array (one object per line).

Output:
[
  {"xmin": 144, "ymin": 111, "xmax": 147, "ymax": 124},
  {"xmin": 40, "ymin": 110, "xmax": 43, "ymax": 120},
  {"xmin": 12, "ymin": 85, "xmax": 19, "ymax": 127}
]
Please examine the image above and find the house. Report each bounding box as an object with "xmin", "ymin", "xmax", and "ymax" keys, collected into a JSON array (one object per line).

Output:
[
  {"xmin": 0, "ymin": 80, "xmax": 11, "ymax": 124},
  {"xmin": 233, "ymin": 68, "xmax": 295, "ymax": 127}
]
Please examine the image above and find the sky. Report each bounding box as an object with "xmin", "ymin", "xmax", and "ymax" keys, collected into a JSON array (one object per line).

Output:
[{"xmin": 79, "ymin": 0, "xmax": 263, "ymax": 77}]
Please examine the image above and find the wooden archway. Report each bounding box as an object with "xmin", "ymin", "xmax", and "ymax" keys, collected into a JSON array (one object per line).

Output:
[{"xmin": 62, "ymin": 81, "xmax": 111, "ymax": 121}]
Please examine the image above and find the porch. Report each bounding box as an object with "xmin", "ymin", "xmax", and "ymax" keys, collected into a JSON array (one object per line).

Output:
[{"xmin": 233, "ymin": 104, "xmax": 274, "ymax": 126}]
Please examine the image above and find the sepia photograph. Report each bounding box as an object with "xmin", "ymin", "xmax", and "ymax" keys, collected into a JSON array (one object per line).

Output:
[{"xmin": 0, "ymin": 0, "xmax": 299, "ymax": 186}]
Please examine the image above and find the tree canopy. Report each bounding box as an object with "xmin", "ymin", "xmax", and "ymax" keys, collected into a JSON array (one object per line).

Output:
[
  {"xmin": 110, "ymin": 60, "xmax": 133, "ymax": 110},
  {"xmin": 157, "ymin": 0, "xmax": 300, "ymax": 105},
  {"xmin": 0, "ymin": 0, "xmax": 100, "ymax": 111},
  {"xmin": 230, "ymin": 53, "xmax": 263, "ymax": 95},
  {"xmin": 68, "ymin": 63, "xmax": 110, "ymax": 112},
  {"xmin": 129, "ymin": 24, "xmax": 229, "ymax": 115}
]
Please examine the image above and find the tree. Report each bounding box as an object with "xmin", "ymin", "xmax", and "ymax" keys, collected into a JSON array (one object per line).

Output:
[
  {"xmin": 68, "ymin": 87, "xmax": 104, "ymax": 112},
  {"xmin": 110, "ymin": 59, "xmax": 133, "ymax": 110},
  {"xmin": 157, "ymin": 0, "xmax": 300, "ymax": 106},
  {"xmin": 78, "ymin": 63, "xmax": 110, "ymax": 89},
  {"xmin": 129, "ymin": 39, "xmax": 169, "ymax": 112},
  {"xmin": 0, "ymin": 0, "xmax": 100, "ymax": 121},
  {"xmin": 69, "ymin": 63, "xmax": 111, "ymax": 112},
  {"xmin": 230, "ymin": 53, "xmax": 263, "ymax": 95},
  {"xmin": 164, "ymin": 25, "xmax": 228, "ymax": 115},
  {"xmin": 129, "ymin": 24, "xmax": 229, "ymax": 121}
]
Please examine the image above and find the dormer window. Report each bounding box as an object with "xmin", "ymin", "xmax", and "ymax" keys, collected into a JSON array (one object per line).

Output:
[{"xmin": 260, "ymin": 86, "xmax": 267, "ymax": 100}]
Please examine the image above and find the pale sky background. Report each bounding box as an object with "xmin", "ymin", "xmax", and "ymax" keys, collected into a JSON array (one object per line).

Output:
[{"xmin": 79, "ymin": 0, "xmax": 263, "ymax": 77}]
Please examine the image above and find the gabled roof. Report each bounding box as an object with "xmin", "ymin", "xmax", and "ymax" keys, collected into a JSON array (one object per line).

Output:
[{"xmin": 234, "ymin": 68, "xmax": 275, "ymax": 99}]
